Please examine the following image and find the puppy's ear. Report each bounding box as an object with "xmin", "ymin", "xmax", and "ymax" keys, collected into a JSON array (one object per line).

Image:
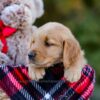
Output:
[{"xmin": 63, "ymin": 39, "xmax": 80, "ymax": 69}]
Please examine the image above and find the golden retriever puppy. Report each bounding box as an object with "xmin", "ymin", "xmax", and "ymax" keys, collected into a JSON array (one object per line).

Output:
[{"xmin": 28, "ymin": 22, "xmax": 86, "ymax": 82}]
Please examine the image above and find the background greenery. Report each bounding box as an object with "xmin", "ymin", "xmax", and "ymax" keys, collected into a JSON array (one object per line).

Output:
[{"xmin": 35, "ymin": 0, "xmax": 100, "ymax": 99}]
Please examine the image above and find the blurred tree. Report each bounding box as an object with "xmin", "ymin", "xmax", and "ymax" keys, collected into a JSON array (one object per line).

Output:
[{"xmin": 83, "ymin": 0, "xmax": 94, "ymax": 8}]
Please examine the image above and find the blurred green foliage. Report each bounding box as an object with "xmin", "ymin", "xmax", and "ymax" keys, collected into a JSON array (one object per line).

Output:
[{"xmin": 35, "ymin": 0, "xmax": 100, "ymax": 99}]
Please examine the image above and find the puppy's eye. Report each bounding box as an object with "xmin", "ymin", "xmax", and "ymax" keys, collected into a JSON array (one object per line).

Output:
[{"xmin": 45, "ymin": 41, "xmax": 55, "ymax": 47}]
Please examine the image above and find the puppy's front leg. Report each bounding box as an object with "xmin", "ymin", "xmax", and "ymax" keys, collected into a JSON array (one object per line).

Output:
[
  {"xmin": 64, "ymin": 66, "xmax": 82, "ymax": 82},
  {"xmin": 28, "ymin": 66, "xmax": 45, "ymax": 81}
]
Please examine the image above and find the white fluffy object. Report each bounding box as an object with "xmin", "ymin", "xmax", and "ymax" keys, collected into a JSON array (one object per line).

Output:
[{"xmin": 0, "ymin": 0, "xmax": 44, "ymax": 65}]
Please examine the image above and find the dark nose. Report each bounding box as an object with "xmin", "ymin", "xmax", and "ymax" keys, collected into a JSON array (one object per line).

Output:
[{"xmin": 28, "ymin": 52, "xmax": 36, "ymax": 60}]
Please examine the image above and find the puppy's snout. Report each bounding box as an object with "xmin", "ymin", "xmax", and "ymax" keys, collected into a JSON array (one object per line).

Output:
[{"xmin": 28, "ymin": 52, "xmax": 36, "ymax": 60}]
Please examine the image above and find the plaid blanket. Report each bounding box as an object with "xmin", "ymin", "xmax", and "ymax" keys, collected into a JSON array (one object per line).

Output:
[{"xmin": 0, "ymin": 64, "xmax": 95, "ymax": 100}]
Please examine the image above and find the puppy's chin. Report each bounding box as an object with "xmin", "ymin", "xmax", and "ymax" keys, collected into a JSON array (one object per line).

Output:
[
  {"xmin": 28, "ymin": 60, "xmax": 63, "ymax": 69},
  {"xmin": 28, "ymin": 63, "xmax": 49, "ymax": 68},
  {"xmin": 28, "ymin": 60, "xmax": 53, "ymax": 68},
  {"xmin": 29, "ymin": 57, "xmax": 63, "ymax": 68},
  {"xmin": 27, "ymin": 60, "xmax": 45, "ymax": 68}
]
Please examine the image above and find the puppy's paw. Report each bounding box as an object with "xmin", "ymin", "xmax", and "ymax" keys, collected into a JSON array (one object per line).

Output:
[
  {"xmin": 29, "ymin": 67, "xmax": 45, "ymax": 81},
  {"xmin": 64, "ymin": 67, "xmax": 82, "ymax": 82}
]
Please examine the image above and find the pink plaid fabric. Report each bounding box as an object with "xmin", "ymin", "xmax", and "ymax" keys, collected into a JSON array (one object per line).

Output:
[{"xmin": 0, "ymin": 64, "xmax": 95, "ymax": 100}]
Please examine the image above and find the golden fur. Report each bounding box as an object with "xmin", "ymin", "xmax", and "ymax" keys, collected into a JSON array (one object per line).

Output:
[{"xmin": 28, "ymin": 22, "xmax": 86, "ymax": 82}]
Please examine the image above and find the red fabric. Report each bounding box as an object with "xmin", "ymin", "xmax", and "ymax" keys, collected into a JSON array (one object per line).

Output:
[
  {"xmin": 0, "ymin": 64, "xmax": 95, "ymax": 100},
  {"xmin": 0, "ymin": 20, "xmax": 17, "ymax": 53}
]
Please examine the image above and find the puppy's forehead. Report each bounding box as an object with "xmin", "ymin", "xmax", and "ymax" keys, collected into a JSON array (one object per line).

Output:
[
  {"xmin": 39, "ymin": 23, "xmax": 66, "ymax": 34},
  {"xmin": 33, "ymin": 22, "xmax": 75, "ymax": 43},
  {"xmin": 37, "ymin": 22, "xmax": 73, "ymax": 38}
]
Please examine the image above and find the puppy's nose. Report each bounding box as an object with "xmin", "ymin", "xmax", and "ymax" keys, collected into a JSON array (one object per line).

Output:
[{"xmin": 28, "ymin": 52, "xmax": 36, "ymax": 60}]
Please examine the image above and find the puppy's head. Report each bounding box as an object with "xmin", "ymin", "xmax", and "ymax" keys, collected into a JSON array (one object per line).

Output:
[{"xmin": 28, "ymin": 22, "xmax": 83, "ymax": 68}]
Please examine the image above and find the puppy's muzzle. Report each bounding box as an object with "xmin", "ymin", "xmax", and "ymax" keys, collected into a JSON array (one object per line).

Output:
[{"xmin": 28, "ymin": 52, "xmax": 36, "ymax": 60}]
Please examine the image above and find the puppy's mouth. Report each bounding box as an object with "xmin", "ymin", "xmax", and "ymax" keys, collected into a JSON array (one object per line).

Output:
[
  {"xmin": 29, "ymin": 60, "xmax": 45, "ymax": 66},
  {"xmin": 29, "ymin": 61, "xmax": 54, "ymax": 68},
  {"xmin": 29, "ymin": 59, "xmax": 63, "ymax": 68}
]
